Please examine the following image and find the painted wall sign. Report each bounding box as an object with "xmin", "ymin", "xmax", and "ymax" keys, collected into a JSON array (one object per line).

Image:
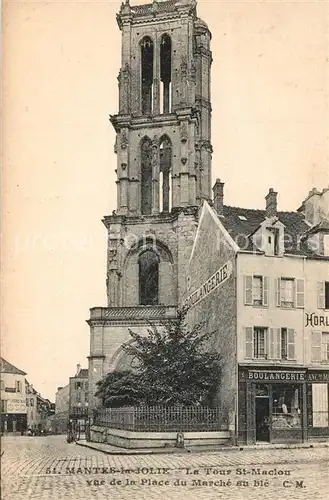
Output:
[
  {"xmin": 305, "ymin": 312, "xmax": 329, "ymax": 328},
  {"xmin": 183, "ymin": 261, "xmax": 232, "ymax": 310},
  {"xmin": 6, "ymin": 399, "xmax": 27, "ymax": 414}
]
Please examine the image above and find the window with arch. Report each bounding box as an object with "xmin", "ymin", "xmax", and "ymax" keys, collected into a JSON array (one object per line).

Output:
[
  {"xmin": 160, "ymin": 34, "xmax": 172, "ymax": 113},
  {"xmin": 140, "ymin": 137, "xmax": 153, "ymax": 215},
  {"xmin": 159, "ymin": 135, "xmax": 172, "ymax": 213},
  {"xmin": 141, "ymin": 36, "xmax": 154, "ymax": 114},
  {"xmin": 139, "ymin": 250, "xmax": 159, "ymax": 305}
]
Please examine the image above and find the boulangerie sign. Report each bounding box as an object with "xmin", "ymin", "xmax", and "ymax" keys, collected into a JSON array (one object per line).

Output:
[{"xmin": 183, "ymin": 261, "xmax": 232, "ymax": 310}]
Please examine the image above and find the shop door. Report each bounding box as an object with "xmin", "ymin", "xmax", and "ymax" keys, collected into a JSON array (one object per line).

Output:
[{"xmin": 255, "ymin": 397, "xmax": 270, "ymax": 442}]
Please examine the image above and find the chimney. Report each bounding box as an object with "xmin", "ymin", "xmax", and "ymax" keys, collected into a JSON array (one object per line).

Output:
[
  {"xmin": 213, "ymin": 179, "xmax": 224, "ymax": 215},
  {"xmin": 265, "ymin": 188, "xmax": 278, "ymax": 218},
  {"xmin": 76, "ymin": 363, "xmax": 81, "ymax": 376},
  {"xmin": 301, "ymin": 187, "xmax": 325, "ymax": 225}
]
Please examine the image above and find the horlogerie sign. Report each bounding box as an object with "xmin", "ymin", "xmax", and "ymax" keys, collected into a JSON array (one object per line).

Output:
[{"xmin": 183, "ymin": 261, "xmax": 232, "ymax": 310}]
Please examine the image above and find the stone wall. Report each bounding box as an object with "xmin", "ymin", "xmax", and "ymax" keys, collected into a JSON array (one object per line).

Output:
[{"xmin": 185, "ymin": 202, "xmax": 237, "ymax": 431}]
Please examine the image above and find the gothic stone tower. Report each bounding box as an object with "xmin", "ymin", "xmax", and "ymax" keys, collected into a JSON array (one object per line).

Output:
[{"xmin": 88, "ymin": 0, "xmax": 212, "ymax": 409}]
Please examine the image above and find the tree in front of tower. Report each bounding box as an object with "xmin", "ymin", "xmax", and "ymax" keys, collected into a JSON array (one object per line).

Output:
[{"xmin": 95, "ymin": 309, "xmax": 222, "ymax": 407}]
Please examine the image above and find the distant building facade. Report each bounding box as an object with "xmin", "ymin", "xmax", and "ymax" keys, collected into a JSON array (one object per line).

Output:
[
  {"xmin": 25, "ymin": 380, "xmax": 54, "ymax": 432},
  {"xmin": 186, "ymin": 184, "xmax": 329, "ymax": 444},
  {"xmin": 69, "ymin": 364, "xmax": 89, "ymax": 424},
  {"xmin": 0, "ymin": 358, "xmax": 27, "ymax": 433},
  {"xmin": 55, "ymin": 384, "xmax": 70, "ymax": 415}
]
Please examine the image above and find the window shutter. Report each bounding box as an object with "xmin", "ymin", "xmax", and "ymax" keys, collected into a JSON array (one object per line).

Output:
[
  {"xmin": 287, "ymin": 328, "xmax": 296, "ymax": 360},
  {"xmin": 263, "ymin": 276, "xmax": 269, "ymax": 307},
  {"xmin": 312, "ymin": 330, "xmax": 322, "ymax": 362},
  {"xmin": 245, "ymin": 327, "xmax": 254, "ymax": 359},
  {"xmin": 268, "ymin": 328, "xmax": 276, "ymax": 359},
  {"xmin": 275, "ymin": 328, "xmax": 281, "ymax": 359},
  {"xmin": 276, "ymin": 278, "xmax": 281, "ymax": 307},
  {"xmin": 296, "ymin": 279, "xmax": 305, "ymax": 308},
  {"xmin": 317, "ymin": 282, "xmax": 325, "ymax": 309},
  {"xmin": 244, "ymin": 276, "xmax": 253, "ymax": 305}
]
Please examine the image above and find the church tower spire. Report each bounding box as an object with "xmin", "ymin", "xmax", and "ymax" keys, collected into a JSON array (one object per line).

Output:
[
  {"xmin": 88, "ymin": 1, "xmax": 213, "ymax": 411},
  {"xmin": 111, "ymin": 0, "xmax": 213, "ymax": 216}
]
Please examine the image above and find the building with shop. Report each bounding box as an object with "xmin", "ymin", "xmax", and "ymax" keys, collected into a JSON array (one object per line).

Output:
[
  {"xmin": 186, "ymin": 183, "xmax": 329, "ymax": 444},
  {"xmin": 0, "ymin": 358, "xmax": 27, "ymax": 433}
]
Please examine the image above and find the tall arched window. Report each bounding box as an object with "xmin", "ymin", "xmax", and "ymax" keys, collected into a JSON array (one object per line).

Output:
[
  {"xmin": 139, "ymin": 250, "xmax": 159, "ymax": 305},
  {"xmin": 159, "ymin": 135, "xmax": 172, "ymax": 213},
  {"xmin": 141, "ymin": 37, "xmax": 154, "ymax": 114},
  {"xmin": 160, "ymin": 35, "xmax": 172, "ymax": 113},
  {"xmin": 141, "ymin": 137, "xmax": 153, "ymax": 215}
]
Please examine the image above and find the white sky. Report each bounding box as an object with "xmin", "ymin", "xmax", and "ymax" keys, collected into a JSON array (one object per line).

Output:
[{"xmin": 2, "ymin": 0, "xmax": 329, "ymax": 400}]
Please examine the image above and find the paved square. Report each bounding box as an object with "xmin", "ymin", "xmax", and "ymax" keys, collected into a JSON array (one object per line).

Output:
[{"xmin": 1, "ymin": 436, "xmax": 328, "ymax": 499}]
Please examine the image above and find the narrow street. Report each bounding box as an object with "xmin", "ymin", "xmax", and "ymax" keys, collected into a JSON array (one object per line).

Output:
[{"xmin": 1, "ymin": 436, "xmax": 328, "ymax": 499}]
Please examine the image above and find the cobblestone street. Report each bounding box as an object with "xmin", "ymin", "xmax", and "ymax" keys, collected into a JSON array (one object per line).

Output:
[{"xmin": 1, "ymin": 436, "xmax": 328, "ymax": 499}]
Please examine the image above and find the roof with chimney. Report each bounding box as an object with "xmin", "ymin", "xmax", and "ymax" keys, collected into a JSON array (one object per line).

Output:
[
  {"xmin": 0, "ymin": 357, "xmax": 27, "ymax": 375},
  {"xmin": 211, "ymin": 181, "xmax": 329, "ymax": 258},
  {"xmin": 218, "ymin": 205, "xmax": 310, "ymax": 255}
]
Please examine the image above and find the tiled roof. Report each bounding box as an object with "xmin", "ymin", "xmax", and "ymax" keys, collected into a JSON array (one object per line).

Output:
[
  {"xmin": 219, "ymin": 205, "xmax": 311, "ymax": 255},
  {"xmin": 0, "ymin": 357, "xmax": 27, "ymax": 375}
]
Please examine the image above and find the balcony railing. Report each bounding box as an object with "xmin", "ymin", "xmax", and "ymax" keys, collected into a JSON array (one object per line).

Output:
[{"xmin": 89, "ymin": 306, "xmax": 177, "ymax": 322}]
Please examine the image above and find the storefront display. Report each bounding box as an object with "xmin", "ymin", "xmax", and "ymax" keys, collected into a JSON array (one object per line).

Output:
[{"xmin": 238, "ymin": 366, "xmax": 329, "ymax": 444}]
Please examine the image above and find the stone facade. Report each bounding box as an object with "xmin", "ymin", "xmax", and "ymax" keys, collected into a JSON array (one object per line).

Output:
[{"xmin": 88, "ymin": 0, "xmax": 213, "ymax": 412}]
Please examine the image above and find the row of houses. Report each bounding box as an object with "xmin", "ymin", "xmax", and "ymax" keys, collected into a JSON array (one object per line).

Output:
[
  {"xmin": 0, "ymin": 358, "xmax": 54, "ymax": 433},
  {"xmin": 185, "ymin": 184, "xmax": 329, "ymax": 444}
]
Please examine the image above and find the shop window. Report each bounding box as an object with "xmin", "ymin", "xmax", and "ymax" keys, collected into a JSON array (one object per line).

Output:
[
  {"xmin": 312, "ymin": 383, "xmax": 329, "ymax": 427},
  {"xmin": 272, "ymin": 384, "xmax": 302, "ymax": 429},
  {"xmin": 244, "ymin": 275, "xmax": 268, "ymax": 307}
]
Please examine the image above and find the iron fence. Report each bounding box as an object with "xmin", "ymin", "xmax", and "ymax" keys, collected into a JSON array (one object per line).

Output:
[{"xmin": 93, "ymin": 406, "xmax": 221, "ymax": 432}]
